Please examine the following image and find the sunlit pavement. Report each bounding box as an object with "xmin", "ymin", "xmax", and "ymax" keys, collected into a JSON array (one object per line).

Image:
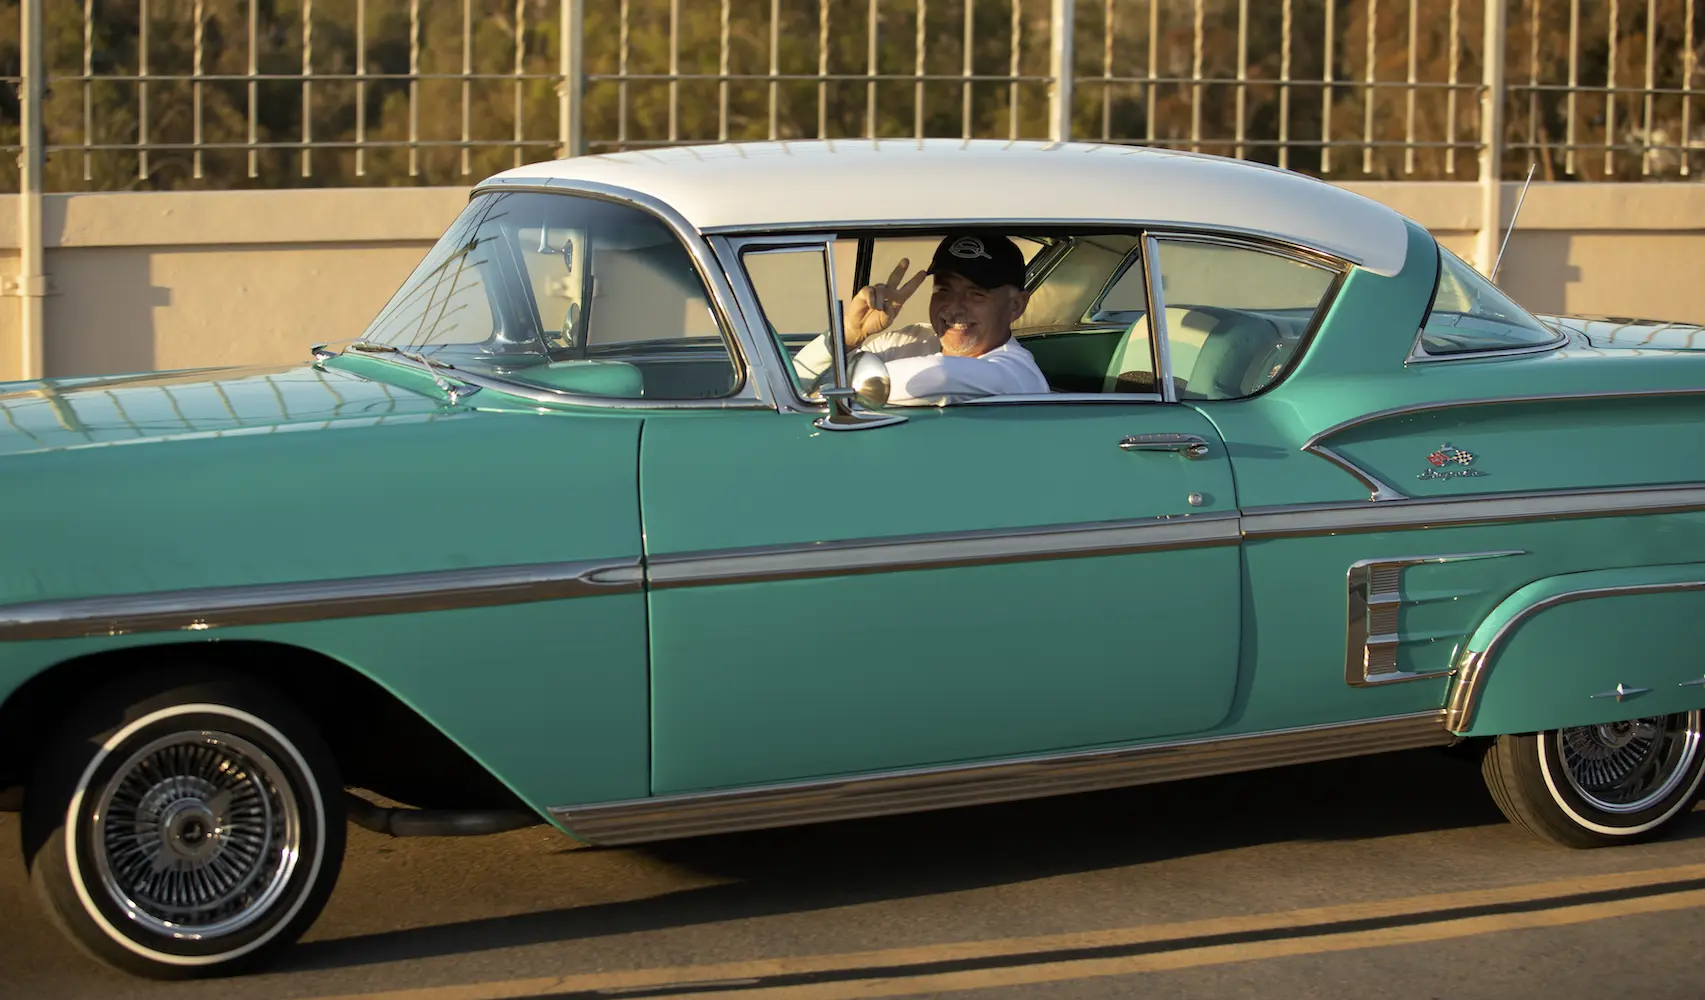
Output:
[{"xmin": 5, "ymin": 747, "xmax": 1704, "ymax": 1000}]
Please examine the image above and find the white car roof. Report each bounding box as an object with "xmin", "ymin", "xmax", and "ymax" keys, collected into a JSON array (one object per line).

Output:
[{"xmin": 487, "ymin": 140, "xmax": 1412, "ymax": 276}]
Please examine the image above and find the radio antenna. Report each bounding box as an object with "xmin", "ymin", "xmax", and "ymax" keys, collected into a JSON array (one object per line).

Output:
[{"xmin": 1490, "ymin": 162, "xmax": 1538, "ymax": 281}]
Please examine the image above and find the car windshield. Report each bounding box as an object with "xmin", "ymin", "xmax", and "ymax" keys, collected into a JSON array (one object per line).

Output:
[
  {"xmin": 1418, "ymin": 248, "xmax": 1561, "ymax": 356},
  {"xmin": 353, "ymin": 190, "xmax": 738, "ymax": 399}
]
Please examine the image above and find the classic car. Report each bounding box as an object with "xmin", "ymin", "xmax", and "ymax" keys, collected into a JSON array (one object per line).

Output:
[{"xmin": 3, "ymin": 140, "xmax": 1704, "ymax": 979}]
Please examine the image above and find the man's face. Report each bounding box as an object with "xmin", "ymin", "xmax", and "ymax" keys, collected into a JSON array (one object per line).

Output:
[{"xmin": 928, "ymin": 271, "xmax": 1030, "ymax": 357}]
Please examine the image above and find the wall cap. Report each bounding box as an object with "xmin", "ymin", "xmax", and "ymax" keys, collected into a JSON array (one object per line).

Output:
[{"xmin": 0, "ymin": 182, "xmax": 1700, "ymax": 250}]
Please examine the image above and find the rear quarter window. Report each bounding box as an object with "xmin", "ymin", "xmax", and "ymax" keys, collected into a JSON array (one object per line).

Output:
[{"xmin": 1417, "ymin": 248, "xmax": 1563, "ymax": 357}]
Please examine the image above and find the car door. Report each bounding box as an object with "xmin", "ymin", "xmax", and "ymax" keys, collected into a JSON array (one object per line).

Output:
[{"xmin": 637, "ymin": 236, "xmax": 1242, "ymax": 794}]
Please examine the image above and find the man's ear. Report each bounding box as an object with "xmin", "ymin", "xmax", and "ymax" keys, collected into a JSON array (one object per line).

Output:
[{"xmin": 1007, "ymin": 288, "xmax": 1031, "ymax": 322}]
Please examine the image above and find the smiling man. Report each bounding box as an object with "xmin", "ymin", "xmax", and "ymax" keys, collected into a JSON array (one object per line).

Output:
[{"xmin": 792, "ymin": 234, "xmax": 1050, "ymax": 405}]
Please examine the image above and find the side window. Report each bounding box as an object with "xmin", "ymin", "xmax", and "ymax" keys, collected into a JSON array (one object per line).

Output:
[
  {"xmin": 360, "ymin": 191, "xmax": 738, "ymax": 400},
  {"xmin": 1018, "ymin": 235, "xmax": 1141, "ymax": 332},
  {"xmin": 742, "ymin": 235, "xmax": 1053, "ymax": 397},
  {"xmin": 1419, "ymin": 248, "xmax": 1562, "ymax": 356},
  {"xmin": 857, "ymin": 237, "xmax": 941, "ymax": 332},
  {"xmin": 1150, "ymin": 239, "xmax": 1339, "ymax": 400},
  {"xmin": 742, "ymin": 244, "xmax": 836, "ymax": 394}
]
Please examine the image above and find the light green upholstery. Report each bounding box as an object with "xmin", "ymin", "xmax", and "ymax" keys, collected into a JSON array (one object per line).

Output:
[
  {"xmin": 510, "ymin": 359, "xmax": 647, "ymax": 397},
  {"xmin": 1102, "ymin": 306, "xmax": 1287, "ymax": 399},
  {"xmin": 1182, "ymin": 308, "xmax": 1285, "ymax": 399}
]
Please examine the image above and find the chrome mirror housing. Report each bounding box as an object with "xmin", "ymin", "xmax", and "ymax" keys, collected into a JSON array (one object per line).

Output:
[
  {"xmin": 849, "ymin": 351, "xmax": 891, "ymax": 408},
  {"xmin": 813, "ymin": 302, "xmax": 907, "ymax": 432}
]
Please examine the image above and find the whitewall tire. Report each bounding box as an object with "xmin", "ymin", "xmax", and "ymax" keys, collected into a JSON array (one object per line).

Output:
[
  {"xmin": 1481, "ymin": 711, "xmax": 1705, "ymax": 848},
  {"xmin": 22, "ymin": 672, "xmax": 345, "ymax": 978}
]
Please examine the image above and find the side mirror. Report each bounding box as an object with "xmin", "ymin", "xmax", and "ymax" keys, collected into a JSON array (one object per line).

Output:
[
  {"xmin": 848, "ymin": 351, "xmax": 891, "ymax": 408},
  {"xmin": 813, "ymin": 304, "xmax": 907, "ymax": 432}
]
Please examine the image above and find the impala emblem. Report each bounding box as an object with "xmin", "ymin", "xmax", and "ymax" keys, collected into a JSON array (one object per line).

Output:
[{"xmin": 1417, "ymin": 443, "xmax": 1486, "ymax": 481}]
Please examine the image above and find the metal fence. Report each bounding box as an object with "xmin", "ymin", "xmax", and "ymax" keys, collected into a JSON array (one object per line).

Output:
[
  {"xmin": 11, "ymin": 0, "xmax": 1705, "ymax": 191},
  {"xmin": 8, "ymin": 1, "xmax": 1704, "ymax": 383}
]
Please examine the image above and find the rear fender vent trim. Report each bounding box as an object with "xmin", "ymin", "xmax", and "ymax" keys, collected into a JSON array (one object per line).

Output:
[{"xmin": 1346, "ymin": 551, "xmax": 1526, "ymax": 687}]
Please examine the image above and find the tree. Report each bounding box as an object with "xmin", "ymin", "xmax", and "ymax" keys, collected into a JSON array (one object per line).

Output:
[{"xmin": 2, "ymin": 0, "xmax": 1697, "ymax": 190}]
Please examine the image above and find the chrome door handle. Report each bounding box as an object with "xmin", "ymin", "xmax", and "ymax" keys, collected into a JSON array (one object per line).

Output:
[{"xmin": 1119, "ymin": 433, "xmax": 1211, "ymax": 459}]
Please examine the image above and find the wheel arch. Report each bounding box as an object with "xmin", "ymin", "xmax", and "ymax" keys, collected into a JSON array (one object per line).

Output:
[
  {"xmin": 1447, "ymin": 562, "xmax": 1705, "ymax": 736},
  {"xmin": 0, "ymin": 640, "xmax": 527, "ymax": 814}
]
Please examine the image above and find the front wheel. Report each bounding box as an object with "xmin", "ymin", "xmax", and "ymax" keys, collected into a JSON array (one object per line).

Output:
[
  {"xmin": 22, "ymin": 672, "xmax": 345, "ymax": 978},
  {"xmin": 1481, "ymin": 711, "xmax": 1705, "ymax": 848}
]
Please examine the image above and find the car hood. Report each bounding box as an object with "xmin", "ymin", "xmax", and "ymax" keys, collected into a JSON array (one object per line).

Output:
[
  {"xmin": 0, "ymin": 363, "xmax": 449, "ymax": 458},
  {"xmin": 1539, "ymin": 314, "xmax": 1705, "ymax": 351}
]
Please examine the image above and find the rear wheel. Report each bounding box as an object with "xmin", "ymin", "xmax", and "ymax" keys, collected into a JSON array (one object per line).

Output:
[
  {"xmin": 22, "ymin": 672, "xmax": 345, "ymax": 978},
  {"xmin": 1482, "ymin": 711, "xmax": 1705, "ymax": 848}
]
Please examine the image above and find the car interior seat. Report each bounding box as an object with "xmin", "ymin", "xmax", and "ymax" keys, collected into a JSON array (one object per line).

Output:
[{"xmin": 1103, "ymin": 306, "xmax": 1288, "ymax": 399}]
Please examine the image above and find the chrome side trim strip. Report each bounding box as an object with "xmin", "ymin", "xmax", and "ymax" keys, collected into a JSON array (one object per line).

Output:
[
  {"xmin": 0, "ymin": 558, "xmax": 645, "ymax": 642},
  {"xmin": 1243, "ymin": 484, "xmax": 1705, "ymax": 540},
  {"xmin": 1301, "ymin": 388, "xmax": 1705, "ymax": 454},
  {"xmin": 1446, "ymin": 579, "xmax": 1705, "ymax": 731},
  {"xmin": 1308, "ymin": 443, "xmax": 1409, "ymax": 502},
  {"xmin": 1589, "ymin": 683, "xmax": 1652, "ymax": 702},
  {"xmin": 1, "ymin": 518, "xmax": 1239, "ymax": 639},
  {"xmin": 647, "ymin": 513, "xmax": 1242, "ymax": 589},
  {"xmin": 1300, "ymin": 388, "xmax": 1705, "ymax": 502},
  {"xmin": 551, "ymin": 712, "xmax": 1451, "ymax": 845},
  {"xmin": 962, "ymin": 392, "xmax": 1165, "ymax": 404},
  {"xmin": 1344, "ymin": 551, "xmax": 1524, "ymax": 687}
]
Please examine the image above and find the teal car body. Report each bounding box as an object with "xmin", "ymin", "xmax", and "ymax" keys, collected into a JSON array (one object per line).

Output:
[{"xmin": 4, "ymin": 141, "xmax": 1705, "ymax": 853}]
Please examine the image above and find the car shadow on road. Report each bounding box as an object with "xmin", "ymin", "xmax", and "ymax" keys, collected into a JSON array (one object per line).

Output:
[{"xmin": 283, "ymin": 744, "xmax": 1705, "ymax": 975}]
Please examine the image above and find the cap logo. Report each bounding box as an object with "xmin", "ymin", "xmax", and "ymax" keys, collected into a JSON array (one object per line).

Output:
[{"xmin": 948, "ymin": 237, "xmax": 992, "ymax": 261}]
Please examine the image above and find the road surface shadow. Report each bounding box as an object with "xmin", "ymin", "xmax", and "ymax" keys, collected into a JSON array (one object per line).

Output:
[{"xmin": 285, "ymin": 745, "xmax": 1695, "ymax": 973}]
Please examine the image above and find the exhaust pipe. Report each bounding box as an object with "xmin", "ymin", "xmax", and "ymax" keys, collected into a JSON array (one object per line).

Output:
[{"xmin": 345, "ymin": 791, "xmax": 544, "ymax": 837}]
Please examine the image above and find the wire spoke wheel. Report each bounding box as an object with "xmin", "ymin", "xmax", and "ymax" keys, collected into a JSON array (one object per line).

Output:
[
  {"xmin": 27, "ymin": 676, "xmax": 345, "ymax": 978},
  {"xmin": 1484, "ymin": 708, "xmax": 1705, "ymax": 848},
  {"xmin": 1555, "ymin": 711, "xmax": 1704, "ymax": 815},
  {"xmin": 91, "ymin": 730, "xmax": 301, "ymax": 940}
]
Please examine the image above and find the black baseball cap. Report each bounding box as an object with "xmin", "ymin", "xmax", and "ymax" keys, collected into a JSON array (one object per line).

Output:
[{"xmin": 928, "ymin": 234, "xmax": 1026, "ymax": 290}]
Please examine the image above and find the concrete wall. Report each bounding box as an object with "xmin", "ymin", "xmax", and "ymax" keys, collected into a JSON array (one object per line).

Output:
[
  {"xmin": 0, "ymin": 189, "xmax": 467, "ymax": 382},
  {"xmin": 1, "ymin": 182, "xmax": 1703, "ymax": 382},
  {"xmin": 1362, "ymin": 183, "xmax": 1705, "ymax": 327}
]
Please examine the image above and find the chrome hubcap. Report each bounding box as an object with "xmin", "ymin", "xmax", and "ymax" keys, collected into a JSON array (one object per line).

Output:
[
  {"xmin": 92, "ymin": 730, "xmax": 301, "ymax": 940},
  {"xmin": 1556, "ymin": 711, "xmax": 1703, "ymax": 815}
]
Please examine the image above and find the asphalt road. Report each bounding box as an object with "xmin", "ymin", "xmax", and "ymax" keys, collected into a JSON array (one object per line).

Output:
[{"xmin": 4, "ymin": 747, "xmax": 1705, "ymax": 1000}]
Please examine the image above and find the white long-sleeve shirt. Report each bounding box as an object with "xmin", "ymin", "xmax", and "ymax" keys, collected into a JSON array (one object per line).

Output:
[{"xmin": 792, "ymin": 324, "xmax": 1050, "ymax": 406}]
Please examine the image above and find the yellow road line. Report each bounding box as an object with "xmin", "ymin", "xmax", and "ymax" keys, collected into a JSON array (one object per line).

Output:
[
  {"xmin": 677, "ymin": 888, "xmax": 1705, "ymax": 1000},
  {"xmin": 307, "ymin": 861, "xmax": 1705, "ymax": 1000}
]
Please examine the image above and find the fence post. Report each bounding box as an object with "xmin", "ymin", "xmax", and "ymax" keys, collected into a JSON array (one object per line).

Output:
[
  {"xmin": 1476, "ymin": 0, "xmax": 1507, "ymax": 278},
  {"xmin": 1049, "ymin": 0, "xmax": 1075, "ymax": 142},
  {"xmin": 558, "ymin": 0, "xmax": 584, "ymax": 158},
  {"xmin": 17, "ymin": 0, "xmax": 46, "ymax": 380}
]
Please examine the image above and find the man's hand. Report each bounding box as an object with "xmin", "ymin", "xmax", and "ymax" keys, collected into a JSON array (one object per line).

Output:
[{"xmin": 844, "ymin": 259, "xmax": 930, "ymax": 350}]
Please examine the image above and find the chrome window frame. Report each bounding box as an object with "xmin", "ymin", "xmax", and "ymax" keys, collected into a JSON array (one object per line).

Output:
[
  {"xmin": 698, "ymin": 219, "xmax": 1356, "ymax": 412},
  {"xmin": 1140, "ymin": 229, "xmax": 1351, "ymax": 403},
  {"xmin": 705, "ymin": 233, "xmax": 851, "ymax": 416},
  {"xmin": 1406, "ymin": 337, "xmax": 1570, "ymax": 365},
  {"xmin": 1082, "ymin": 242, "xmax": 1150, "ymax": 325},
  {"xmin": 1141, "ymin": 234, "xmax": 1176, "ymax": 403},
  {"xmin": 427, "ymin": 178, "xmax": 774, "ymax": 411},
  {"xmin": 699, "ymin": 219, "xmax": 1378, "ymax": 275},
  {"xmin": 963, "ymin": 392, "xmax": 1161, "ymax": 405},
  {"xmin": 1088, "ymin": 230, "xmax": 1351, "ymax": 323}
]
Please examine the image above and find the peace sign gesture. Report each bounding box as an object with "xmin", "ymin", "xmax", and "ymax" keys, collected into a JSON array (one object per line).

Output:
[{"xmin": 844, "ymin": 259, "xmax": 930, "ymax": 349}]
